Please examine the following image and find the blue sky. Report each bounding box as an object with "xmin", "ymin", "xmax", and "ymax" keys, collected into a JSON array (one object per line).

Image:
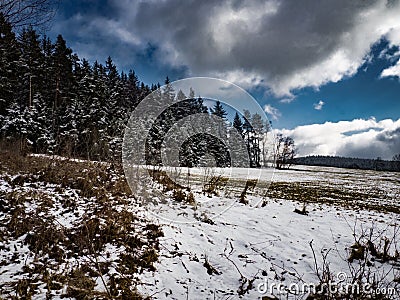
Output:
[
  {"xmin": 264, "ymin": 39, "xmax": 400, "ymax": 129},
  {"xmin": 49, "ymin": 0, "xmax": 400, "ymax": 159}
]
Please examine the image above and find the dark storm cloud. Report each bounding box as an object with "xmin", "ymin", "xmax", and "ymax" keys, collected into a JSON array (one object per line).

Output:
[
  {"xmin": 376, "ymin": 126, "xmax": 400, "ymax": 155},
  {"xmin": 338, "ymin": 143, "xmax": 385, "ymax": 159},
  {"xmin": 54, "ymin": 0, "xmax": 400, "ymax": 95},
  {"xmin": 126, "ymin": 0, "xmax": 400, "ymax": 95},
  {"xmin": 336, "ymin": 125, "xmax": 400, "ymax": 159}
]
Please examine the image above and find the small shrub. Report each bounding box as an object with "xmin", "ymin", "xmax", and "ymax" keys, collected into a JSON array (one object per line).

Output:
[
  {"xmin": 65, "ymin": 268, "xmax": 96, "ymax": 300},
  {"xmin": 173, "ymin": 189, "xmax": 186, "ymax": 202},
  {"xmin": 348, "ymin": 242, "xmax": 365, "ymax": 262},
  {"xmin": 203, "ymin": 176, "xmax": 228, "ymax": 197},
  {"xmin": 15, "ymin": 278, "xmax": 35, "ymax": 299},
  {"xmin": 149, "ymin": 169, "xmax": 184, "ymax": 191},
  {"xmin": 186, "ymin": 191, "xmax": 196, "ymax": 206}
]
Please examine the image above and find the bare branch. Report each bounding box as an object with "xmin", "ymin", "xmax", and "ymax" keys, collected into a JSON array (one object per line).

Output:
[{"xmin": 0, "ymin": 0, "xmax": 59, "ymax": 30}]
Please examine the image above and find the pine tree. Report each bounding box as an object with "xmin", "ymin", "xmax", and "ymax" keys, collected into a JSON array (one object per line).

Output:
[
  {"xmin": 139, "ymin": 82, "xmax": 151, "ymax": 101},
  {"xmin": 86, "ymin": 60, "xmax": 109, "ymax": 160},
  {"xmin": 242, "ymin": 110, "xmax": 256, "ymax": 167},
  {"xmin": 210, "ymin": 100, "xmax": 227, "ymax": 119},
  {"xmin": 48, "ymin": 35, "xmax": 75, "ymax": 154},
  {"xmin": 59, "ymin": 94, "xmax": 80, "ymax": 156},
  {"xmin": 52, "ymin": 34, "xmax": 73, "ymax": 110},
  {"xmin": 233, "ymin": 112, "xmax": 243, "ymax": 136},
  {"xmin": 74, "ymin": 59, "xmax": 100, "ymax": 159},
  {"xmin": 105, "ymin": 57, "xmax": 129, "ymax": 161},
  {"xmin": 18, "ymin": 27, "xmax": 45, "ymax": 109},
  {"xmin": 209, "ymin": 101, "xmax": 229, "ymax": 166},
  {"xmin": 163, "ymin": 76, "xmax": 175, "ymax": 103},
  {"xmin": 0, "ymin": 13, "xmax": 20, "ymax": 119},
  {"xmin": 25, "ymin": 93, "xmax": 54, "ymax": 153},
  {"xmin": 2, "ymin": 101, "xmax": 28, "ymax": 152},
  {"xmin": 275, "ymin": 134, "xmax": 296, "ymax": 169},
  {"xmin": 126, "ymin": 69, "xmax": 139, "ymax": 107},
  {"xmin": 40, "ymin": 35, "xmax": 54, "ymax": 102}
]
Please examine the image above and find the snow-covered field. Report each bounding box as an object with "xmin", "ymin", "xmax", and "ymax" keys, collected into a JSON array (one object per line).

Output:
[
  {"xmin": 139, "ymin": 200, "xmax": 399, "ymax": 299},
  {"xmin": 0, "ymin": 155, "xmax": 399, "ymax": 299},
  {"xmin": 136, "ymin": 165, "xmax": 400, "ymax": 299}
]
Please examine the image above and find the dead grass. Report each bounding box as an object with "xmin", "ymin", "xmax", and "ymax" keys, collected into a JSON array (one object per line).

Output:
[
  {"xmin": 0, "ymin": 151, "xmax": 162, "ymax": 299},
  {"xmin": 0, "ymin": 151, "xmax": 131, "ymax": 198},
  {"xmin": 266, "ymin": 181, "xmax": 400, "ymax": 214},
  {"xmin": 202, "ymin": 175, "xmax": 229, "ymax": 197}
]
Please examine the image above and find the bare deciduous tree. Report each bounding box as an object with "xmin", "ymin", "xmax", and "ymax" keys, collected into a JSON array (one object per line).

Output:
[
  {"xmin": 274, "ymin": 133, "xmax": 296, "ymax": 169},
  {"xmin": 0, "ymin": 0, "xmax": 59, "ymax": 29}
]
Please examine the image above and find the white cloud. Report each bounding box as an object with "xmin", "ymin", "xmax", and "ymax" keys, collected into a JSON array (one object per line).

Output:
[
  {"xmin": 277, "ymin": 118, "xmax": 400, "ymax": 160},
  {"xmin": 313, "ymin": 100, "xmax": 325, "ymax": 110},
  {"xmin": 264, "ymin": 104, "xmax": 281, "ymax": 120},
  {"xmin": 212, "ymin": 70, "xmax": 265, "ymax": 90},
  {"xmin": 380, "ymin": 59, "xmax": 400, "ymax": 78},
  {"xmin": 279, "ymin": 97, "xmax": 295, "ymax": 104}
]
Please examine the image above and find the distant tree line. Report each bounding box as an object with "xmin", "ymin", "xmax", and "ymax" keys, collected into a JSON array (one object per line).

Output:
[
  {"xmin": 292, "ymin": 155, "xmax": 400, "ymax": 172},
  {"xmin": 0, "ymin": 13, "xmax": 274, "ymax": 167}
]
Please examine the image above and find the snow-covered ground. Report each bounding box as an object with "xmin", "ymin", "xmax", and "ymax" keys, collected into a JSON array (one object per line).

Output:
[
  {"xmin": 136, "ymin": 165, "xmax": 400, "ymax": 299},
  {"xmin": 0, "ymin": 157, "xmax": 162, "ymax": 299},
  {"xmin": 137, "ymin": 202, "xmax": 399, "ymax": 299},
  {"xmin": 1, "ymin": 158, "xmax": 399, "ymax": 299}
]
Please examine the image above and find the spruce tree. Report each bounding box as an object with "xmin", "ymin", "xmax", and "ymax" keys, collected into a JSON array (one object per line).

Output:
[
  {"xmin": 163, "ymin": 76, "xmax": 175, "ymax": 103},
  {"xmin": 233, "ymin": 112, "xmax": 243, "ymax": 136},
  {"xmin": 18, "ymin": 27, "xmax": 45, "ymax": 109},
  {"xmin": 0, "ymin": 13, "xmax": 20, "ymax": 119},
  {"xmin": 52, "ymin": 35, "xmax": 73, "ymax": 110},
  {"xmin": 210, "ymin": 100, "xmax": 227, "ymax": 119},
  {"xmin": 126, "ymin": 69, "xmax": 139, "ymax": 107}
]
